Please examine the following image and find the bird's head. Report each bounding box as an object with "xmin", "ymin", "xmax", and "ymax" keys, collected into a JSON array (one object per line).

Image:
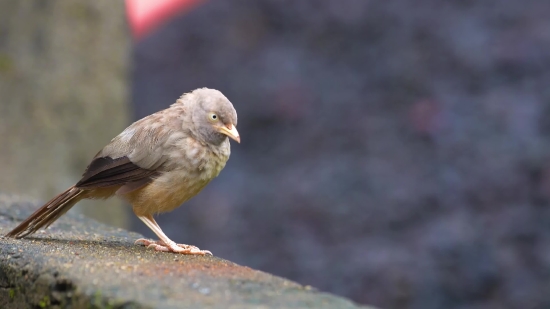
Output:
[{"xmin": 185, "ymin": 88, "xmax": 240, "ymax": 145}]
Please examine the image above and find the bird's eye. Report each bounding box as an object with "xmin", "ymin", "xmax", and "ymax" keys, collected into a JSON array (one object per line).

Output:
[{"xmin": 209, "ymin": 113, "xmax": 218, "ymax": 121}]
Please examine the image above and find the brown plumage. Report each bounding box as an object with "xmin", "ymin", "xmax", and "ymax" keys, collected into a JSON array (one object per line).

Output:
[{"xmin": 6, "ymin": 88, "xmax": 240, "ymax": 255}]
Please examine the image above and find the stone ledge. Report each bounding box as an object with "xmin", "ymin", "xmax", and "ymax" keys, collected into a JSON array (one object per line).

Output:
[{"xmin": 0, "ymin": 194, "xmax": 373, "ymax": 309}]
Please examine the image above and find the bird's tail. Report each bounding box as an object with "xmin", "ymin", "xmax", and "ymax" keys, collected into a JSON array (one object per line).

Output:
[{"xmin": 5, "ymin": 186, "xmax": 85, "ymax": 239}]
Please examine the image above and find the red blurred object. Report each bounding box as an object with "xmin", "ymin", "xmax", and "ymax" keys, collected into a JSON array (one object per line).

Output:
[{"xmin": 126, "ymin": 0, "xmax": 204, "ymax": 40}]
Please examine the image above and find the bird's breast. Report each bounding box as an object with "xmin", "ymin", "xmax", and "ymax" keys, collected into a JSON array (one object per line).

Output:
[
  {"xmin": 175, "ymin": 137, "xmax": 231, "ymax": 180},
  {"xmin": 130, "ymin": 138, "xmax": 231, "ymax": 214}
]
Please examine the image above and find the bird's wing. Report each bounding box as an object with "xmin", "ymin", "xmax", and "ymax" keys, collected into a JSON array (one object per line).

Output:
[
  {"xmin": 75, "ymin": 156, "xmax": 159, "ymax": 189},
  {"xmin": 76, "ymin": 113, "xmax": 176, "ymax": 189}
]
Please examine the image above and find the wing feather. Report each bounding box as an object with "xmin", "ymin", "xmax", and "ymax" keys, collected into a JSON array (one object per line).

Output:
[
  {"xmin": 75, "ymin": 108, "xmax": 182, "ymax": 190},
  {"xmin": 76, "ymin": 156, "xmax": 158, "ymax": 189}
]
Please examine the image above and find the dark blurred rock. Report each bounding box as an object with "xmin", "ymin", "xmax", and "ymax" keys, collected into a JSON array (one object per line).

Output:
[{"xmin": 131, "ymin": 1, "xmax": 550, "ymax": 308}]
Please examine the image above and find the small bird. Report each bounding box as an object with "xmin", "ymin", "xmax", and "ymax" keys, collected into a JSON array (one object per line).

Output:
[{"xmin": 5, "ymin": 88, "xmax": 240, "ymax": 255}]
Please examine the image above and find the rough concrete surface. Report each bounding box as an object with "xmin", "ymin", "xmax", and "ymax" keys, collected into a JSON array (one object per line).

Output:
[{"xmin": 0, "ymin": 194, "xmax": 372, "ymax": 309}]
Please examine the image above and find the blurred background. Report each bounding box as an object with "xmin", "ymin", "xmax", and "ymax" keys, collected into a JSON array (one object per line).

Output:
[{"xmin": 1, "ymin": 1, "xmax": 550, "ymax": 308}]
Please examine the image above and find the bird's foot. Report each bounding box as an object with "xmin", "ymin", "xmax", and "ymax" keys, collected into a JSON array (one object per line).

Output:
[{"xmin": 134, "ymin": 238, "xmax": 212, "ymax": 256}]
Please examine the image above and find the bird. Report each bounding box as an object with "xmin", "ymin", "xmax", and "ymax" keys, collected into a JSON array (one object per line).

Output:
[{"xmin": 5, "ymin": 88, "xmax": 240, "ymax": 255}]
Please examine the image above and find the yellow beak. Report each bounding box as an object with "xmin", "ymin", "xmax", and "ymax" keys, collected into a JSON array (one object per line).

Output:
[{"xmin": 218, "ymin": 124, "xmax": 240, "ymax": 143}]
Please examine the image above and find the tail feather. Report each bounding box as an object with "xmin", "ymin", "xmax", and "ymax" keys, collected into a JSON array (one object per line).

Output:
[{"xmin": 5, "ymin": 186, "xmax": 84, "ymax": 239}]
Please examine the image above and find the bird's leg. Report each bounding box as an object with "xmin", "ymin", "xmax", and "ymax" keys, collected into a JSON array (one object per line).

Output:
[{"xmin": 134, "ymin": 214, "xmax": 212, "ymax": 255}]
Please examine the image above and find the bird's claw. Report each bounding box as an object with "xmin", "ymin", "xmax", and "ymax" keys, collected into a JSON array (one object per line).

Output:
[{"xmin": 135, "ymin": 238, "xmax": 212, "ymax": 256}]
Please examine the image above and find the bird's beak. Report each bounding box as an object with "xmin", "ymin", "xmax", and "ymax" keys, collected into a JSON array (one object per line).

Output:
[{"xmin": 218, "ymin": 124, "xmax": 240, "ymax": 143}]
